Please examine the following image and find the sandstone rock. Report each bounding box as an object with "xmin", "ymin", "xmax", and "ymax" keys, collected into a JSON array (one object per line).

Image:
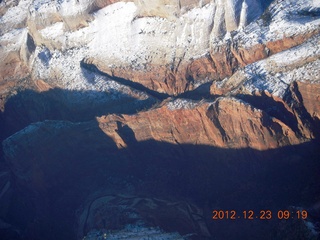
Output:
[
  {"xmin": 0, "ymin": 28, "xmax": 31, "ymax": 98},
  {"xmin": 1, "ymin": 86, "xmax": 157, "ymax": 140},
  {"xmin": 210, "ymin": 35, "xmax": 320, "ymax": 140},
  {"xmin": 83, "ymin": 0, "xmax": 319, "ymax": 95},
  {"xmin": 1, "ymin": 1, "xmax": 320, "ymax": 239},
  {"xmin": 3, "ymin": 0, "xmax": 318, "ymax": 96},
  {"xmin": 294, "ymin": 81, "xmax": 320, "ymax": 123},
  {"xmin": 96, "ymin": 97, "xmax": 304, "ymax": 150},
  {"xmin": 3, "ymin": 95, "xmax": 311, "ymax": 190},
  {"xmin": 1, "ymin": 0, "xmax": 319, "ymax": 98},
  {"xmin": 286, "ymin": 81, "xmax": 320, "ymax": 140},
  {"xmin": 2, "ymin": 96, "xmax": 318, "ymax": 239}
]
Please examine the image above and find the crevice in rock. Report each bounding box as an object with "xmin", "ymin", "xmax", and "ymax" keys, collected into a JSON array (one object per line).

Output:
[
  {"xmin": 285, "ymin": 81, "xmax": 320, "ymax": 140},
  {"xmin": 236, "ymin": 92, "xmax": 301, "ymax": 137},
  {"xmin": 26, "ymin": 34, "xmax": 36, "ymax": 56},
  {"xmin": 206, "ymin": 102, "xmax": 229, "ymax": 142}
]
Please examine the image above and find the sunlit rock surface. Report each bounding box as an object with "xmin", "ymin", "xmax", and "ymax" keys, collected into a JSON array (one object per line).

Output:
[{"xmin": 0, "ymin": 0, "xmax": 320, "ymax": 239}]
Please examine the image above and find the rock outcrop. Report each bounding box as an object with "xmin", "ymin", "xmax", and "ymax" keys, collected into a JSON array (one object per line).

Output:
[
  {"xmin": 1, "ymin": 0, "xmax": 320, "ymax": 239},
  {"xmin": 211, "ymin": 34, "xmax": 320, "ymax": 140},
  {"xmin": 2, "ymin": 0, "xmax": 318, "ymax": 96},
  {"xmin": 96, "ymin": 97, "xmax": 302, "ymax": 150},
  {"xmin": 0, "ymin": 0, "xmax": 277, "ymax": 96},
  {"xmin": 80, "ymin": 0, "xmax": 319, "ymax": 95},
  {"xmin": 2, "ymin": 94, "xmax": 310, "ymax": 191},
  {"xmin": 78, "ymin": 194, "xmax": 210, "ymax": 239},
  {"xmin": 2, "ymin": 98, "xmax": 319, "ymax": 239}
]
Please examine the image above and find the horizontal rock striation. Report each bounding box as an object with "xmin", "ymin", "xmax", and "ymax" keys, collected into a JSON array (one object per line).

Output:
[
  {"xmin": 96, "ymin": 97, "xmax": 303, "ymax": 150},
  {"xmin": 211, "ymin": 35, "xmax": 320, "ymax": 140},
  {"xmin": 1, "ymin": 0, "xmax": 320, "ymax": 239},
  {"xmin": 2, "ymin": 0, "xmax": 318, "ymax": 96}
]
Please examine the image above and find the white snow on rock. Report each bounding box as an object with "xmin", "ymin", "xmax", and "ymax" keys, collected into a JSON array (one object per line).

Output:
[
  {"xmin": 6, "ymin": 0, "xmax": 270, "ymax": 92},
  {"xmin": 89, "ymin": 2, "xmax": 140, "ymax": 66},
  {"xmin": 213, "ymin": 32, "xmax": 320, "ymax": 98},
  {"xmin": 0, "ymin": 0, "xmax": 273, "ymax": 92},
  {"xmin": 39, "ymin": 22, "xmax": 65, "ymax": 41},
  {"xmin": 86, "ymin": 2, "xmax": 215, "ymax": 72},
  {"xmin": 232, "ymin": 36, "xmax": 320, "ymax": 97},
  {"xmin": 234, "ymin": 0, "xmax": 320, "ymax": 48},
  {"xmin": 31, "ymin": 45, "xmax": 150, "ymax": 102},
  {"xmin": 167, "ymin": 98, "xmax": 202, "ymax": 110},
  {"xmin": 84, "ymin": 226, "xmax": 185, "ymax": 240},
  {"xmin": 1, "ymin": 0, "xmax": 319, "ymax": 102},
  {"xmin": 0, "ymin": 28, "xmax": 27, "ymax": 51},
  {"xmin": 20, "ymin": 0, "xmax": 217, "ymax": 97},
  {"xmin": 0, "ymin": 0, "xmax": 31, "ymax": 35}
]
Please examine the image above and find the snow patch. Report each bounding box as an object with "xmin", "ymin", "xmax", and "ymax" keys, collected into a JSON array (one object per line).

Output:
[
  {"xmin": 240, "ymin": 36, "xmax": 320, "ymax": 97},
  {"xmin": 39, "ymin": 22, "xmax": 65, "ymax": 40},
  {"xmin": 0, "ymin": 0, "xmax": 31, "ymax": 35},
  {"xmin": 0, "ymin": 28, "xmax": 27, "ymax": 51},
  {"xmin": 31, "ymin": 44, "xmax": 150, "ymax": 106},
  {"xmin": 84, "ymin": 225, "xmax": 183, "ymax": 240},
  {"xmin": 233, "ymin": 0, "xmax": 320, "ymax": 49},
  {"xmin": 314, "ymin": 0, "xmax": 320, "ymax": 7},
  {"xmin": 167, "ymin": 98, "xmax": 201, "ymax": 110}
]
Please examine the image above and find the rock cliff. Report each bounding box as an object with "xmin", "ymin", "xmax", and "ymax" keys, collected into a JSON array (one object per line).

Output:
[{"xmin": 0, "ymin": 0, "xmax": 320, "ymax": 239}]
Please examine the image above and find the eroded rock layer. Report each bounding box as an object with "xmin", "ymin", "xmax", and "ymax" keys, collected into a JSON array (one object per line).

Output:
[
  {"xmin": 97, "ymin": 97, "xmax": 301, "ymax": 150},
  {"xmin": 1, "ymin": 0, "xmax": 320, "ymax": 239}
]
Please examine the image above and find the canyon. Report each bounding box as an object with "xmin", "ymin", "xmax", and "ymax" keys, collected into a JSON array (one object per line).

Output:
[{"xmin": 0, "ymin": 0, "xmax": 320, "ymax": 239}]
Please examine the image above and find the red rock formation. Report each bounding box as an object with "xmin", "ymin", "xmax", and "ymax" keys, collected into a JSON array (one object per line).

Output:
[
  {"xmin": 3, "ymin": 96, "xmax": 315, "ymax": 212},
  {"xmin": 286, "ymin": 81, "xmax": 320, "ymax": 139},
  {"xmin": 92, "ymin": 29, "xmax": 320, "ymax": 96},
  {"xmin": 1, "ymin": 1, "xmax": 320, "ymax": 239},
  {"xmin": 96, "ymin": 97, "xmax": 303, "ymax": 150},
  {"xmin": 211, "ymin": 81, "xmax": 319, "ymax": 142},
  {"xmin": 294, "ymin": 81, "xmax": 320, "ymax": 122}
]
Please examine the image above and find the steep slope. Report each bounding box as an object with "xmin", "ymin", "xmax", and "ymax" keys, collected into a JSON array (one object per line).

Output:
[
  {"xmin": 1, "ymin": 0, "xmax": 320, "ymax": 239},
  {"xmin": 211, "ymin": 34, "xmax": 320, "ymax": 140},
  {"xmin": 1, "ymin": 0, "xmax": 275, "ymax": 97},
  {"xmin": 96, "ymin": 97, "xmax": 301, "ymax": 150}
]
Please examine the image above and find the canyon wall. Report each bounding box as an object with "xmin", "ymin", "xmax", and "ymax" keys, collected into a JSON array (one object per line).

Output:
[{"xmin": 0, "ymin": 0, "xmax": 320, "ymax": 239}]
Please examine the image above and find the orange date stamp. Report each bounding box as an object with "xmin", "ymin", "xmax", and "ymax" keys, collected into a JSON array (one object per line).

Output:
[{"xmin": 212, "ymin": 210, "xmax": 308, "ymax": 220}]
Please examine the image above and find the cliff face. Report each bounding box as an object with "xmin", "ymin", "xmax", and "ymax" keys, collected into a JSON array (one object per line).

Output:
[
  {"xmin": 96, "ymin": 97, "xmax": 302, "ymax": 150},
  {"xmin": 0, "ymin": 0, "xmax": 277, "ymax": 97},
  {"xmin": 80, "ymin": 0, "xmax": 276, "ymax": 95},
  {"xmin": 2, "ymin": 0, "xmax": 318, "ymax": 98},
  {"xmin": 1, "ymin": 0, "xmax": 320, "ymax": 239}
]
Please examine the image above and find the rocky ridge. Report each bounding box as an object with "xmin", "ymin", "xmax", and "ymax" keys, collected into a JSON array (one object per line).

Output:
[{"xmin": 0, "ymin": 0, "xmax": 320, "ymax": 239}]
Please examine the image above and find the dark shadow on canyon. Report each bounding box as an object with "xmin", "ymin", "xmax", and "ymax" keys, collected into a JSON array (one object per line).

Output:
[
  {"xmin": 80, "ymin": 60, "xmax": 169, "ymax": 100},
  {"xmin": 177, "ymin": 82, "xmax": 215, "ymax": 100},
  {"xmin": 0, "ymin": 88, "xmax": 157, "ymax": 142},
  {"xmin": 238, "ymin": 90, "xmax": 320, "ymax": 141},
  {"xmin": 0, "ymin": 110, "xmax": 5, "ymax": 163},
  {"xmin": 0, "ymin": 88, "xmax": 319, "ymax": 240},
  {"xmin": 3, "ymin": 134, "xmax": 320, "ymax": 240}
]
